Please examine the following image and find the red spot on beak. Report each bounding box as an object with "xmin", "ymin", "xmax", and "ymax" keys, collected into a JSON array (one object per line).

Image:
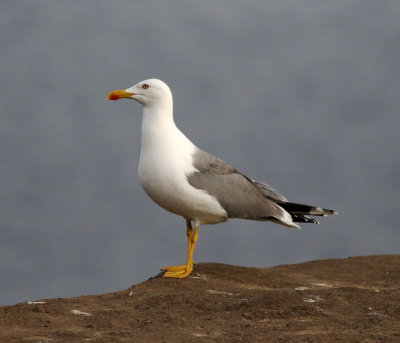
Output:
[
  {"xmin": 108, "ymin": 89, "xmax": 134, "ymax": 101},
  {"xmin": 109, "ymin": 93, "xmax": 119, "ymax": 101}
]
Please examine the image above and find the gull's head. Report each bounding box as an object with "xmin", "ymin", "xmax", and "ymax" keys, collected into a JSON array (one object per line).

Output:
[{"xmin": 108, "ymin": 79, "xmax": 172, "ymax": 108}]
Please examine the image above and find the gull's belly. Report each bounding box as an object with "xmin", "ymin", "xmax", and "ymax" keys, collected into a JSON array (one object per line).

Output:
[{"xmin": 138, "ymin": 152, "xmax": 227, "ymax": 225}]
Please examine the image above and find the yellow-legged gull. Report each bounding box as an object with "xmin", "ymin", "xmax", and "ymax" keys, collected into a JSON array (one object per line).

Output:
[{"xmin": 108, "ymin": 79, "xmax": 337, "ymax": 278}]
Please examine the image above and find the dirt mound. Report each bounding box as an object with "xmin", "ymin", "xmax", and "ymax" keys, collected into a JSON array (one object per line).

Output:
[{"xmin": 1, "ymin": 255, "xmax": 399, "ymax": 342}]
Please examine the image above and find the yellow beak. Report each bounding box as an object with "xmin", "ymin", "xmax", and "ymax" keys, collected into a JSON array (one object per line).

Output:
[{"xmin": 108, "ymin": 89, "xmax": 135, "ymax": 101}]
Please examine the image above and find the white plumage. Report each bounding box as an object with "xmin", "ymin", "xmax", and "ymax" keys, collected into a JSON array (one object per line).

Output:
[
  {"xmin": 108, "ymin": 78, "xmax": 337, "ymax": 278},
  {"xmin": 138, "ymin": 86, "xmax": 227, "ymax": 226}
]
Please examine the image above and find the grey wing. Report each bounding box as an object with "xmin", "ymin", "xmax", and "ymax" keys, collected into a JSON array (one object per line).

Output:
[
  {"xmin": 191, "ymin": 148, "xmax": 238, "ymax": 175},
  {"xmin": 189, "ymin": 149, "xmax": 292, "ymax": 224},
  {"xmin": 252, "ymin": 180, "xmax": 288, "ymax": 202},
  {"xmin": 192, "ymin": 148, "xmax": 287, "ymax": 203},
  {"xmin": 190, "ymin": 148, "xmax": 336, "ymax": 227},
  {"xmin": 188, "ymin": 172, "xmax": 288, "ymax": 221}
]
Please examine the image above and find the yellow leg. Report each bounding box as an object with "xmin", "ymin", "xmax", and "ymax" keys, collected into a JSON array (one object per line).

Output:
[
  {"xmin": 162, "ymin": 220, "xmax": 198, "ymax": 278},
  {"xmin": 162, "ymin": 221, "xmax": 194, "ymax": 272}
]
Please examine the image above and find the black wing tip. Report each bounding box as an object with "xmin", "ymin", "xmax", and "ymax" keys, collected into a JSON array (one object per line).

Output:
[
  {"xmin": 280, "ymin": 202, "xmax": 338, "ymax": 217},
  {"xmin": 291, "ymin": 214, "xmax": 320, "ymax": 224}
]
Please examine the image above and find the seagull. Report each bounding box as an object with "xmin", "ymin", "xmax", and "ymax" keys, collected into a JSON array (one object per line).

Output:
[{"xmin": 108, "ymin": 79, "xmax": 337, "ymax": 278}]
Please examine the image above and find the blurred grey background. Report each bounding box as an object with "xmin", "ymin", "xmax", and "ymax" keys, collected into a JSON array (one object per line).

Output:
[{"xmin": 1, "ymin": 1, "xmax": 399, "ymax": 306}]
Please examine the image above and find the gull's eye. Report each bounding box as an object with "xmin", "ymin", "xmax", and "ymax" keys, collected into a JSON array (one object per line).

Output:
[{"xmin": 142, "ymin": 84, "xmax": 149, "ymax": 89}]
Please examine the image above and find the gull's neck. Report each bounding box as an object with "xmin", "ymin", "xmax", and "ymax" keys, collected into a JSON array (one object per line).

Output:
[
  {"xmin": 140, "ymin": 101, "xmax": 194, "ymax": 152},
  {"xmin": 143, "ymin": 100, "xmax": 173, "ymax": 128}
]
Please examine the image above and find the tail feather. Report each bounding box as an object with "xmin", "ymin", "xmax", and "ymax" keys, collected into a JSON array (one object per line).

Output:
[
  {"xmin": 278, "ymin": 202, "xmax": 337, "ymax": 224},
  {"xmin": 253, "ymin": 179, "xmax": 337, "ymax": 226},
  {"xmin": 280, "ymin": 202, "xmax": 338, "ymax": 217}
]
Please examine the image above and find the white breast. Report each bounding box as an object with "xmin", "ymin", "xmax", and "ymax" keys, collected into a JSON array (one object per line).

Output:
[{"xmin": 138, "ymin": 109, "xmax": 227, "ymax": 225}]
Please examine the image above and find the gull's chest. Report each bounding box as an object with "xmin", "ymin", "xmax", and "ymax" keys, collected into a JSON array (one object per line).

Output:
[
  {"xmin": 138, "ymin": 135, "xmax": 200, "ymax": 210},
  {"xmin": 138, "ymin": 142, "xmax": 194, "ymax": 195},
  {"xmin": 136, "ymin": 119, "xmax": 227, "ymax": 224},
  {"xmin": 138, "ymin": 142, "xmax": 227, "ymax": 224},
  {"xmin": 138, "ymin": 116, "xmax": 195, "ymax": 195}
]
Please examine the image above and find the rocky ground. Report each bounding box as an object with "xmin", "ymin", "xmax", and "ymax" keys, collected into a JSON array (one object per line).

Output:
[{"xmin": 1, "ymin": 255, "xmax": 399, "ymax": 342}]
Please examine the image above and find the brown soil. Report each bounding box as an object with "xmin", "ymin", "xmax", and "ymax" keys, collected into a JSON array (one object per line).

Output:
[{"xmin": 1, "ymin": 255, "xmax": 399, "ymax": 342}]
